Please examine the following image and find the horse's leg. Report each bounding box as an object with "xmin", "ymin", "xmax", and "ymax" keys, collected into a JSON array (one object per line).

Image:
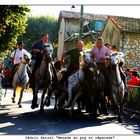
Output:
[
  {"xmin": 99, "ymin": 91, "xmax": 109, "ymax": 115},
  {"xmin": 40, "ymin": 88, "xmax": 48, "ymax": 113},
  {"xmin": 118, "ymin": 93, "xmax": 124, "ymax": 123},
  {"xmin": 63, "ymin": 84, "xmax": 73, "ymax": 108},
  {"xmin": 12, "ymin": 84, "xmax": 16, "ymax": 103},
  {"xmin": 18, "ymin": 87, "xmax": 25, "ymax": 108},
  {"xmin": 31, "ymin": 86, "xmax": 39, "ymax": 109},
  {"xmin": 58, "ymin": 90, "xmax": 67, "ymax": 109},
  {"xmin": 45, "ymin": 88, "xmax": 53, "ymax": 107},
  {"xmin": 118, "ymin": 103, "xmax": 123, "ymax": 123},
  {"xmin": 53, "ymin": 90, "xmax": 58, "ymax": 110},
  {"xmin": 69, "ymin": 91, "xmax": 82, "ymax": 116},
  {"xmin": 77, "ymin": 99, "xmax": 81, "ymax": 112}
]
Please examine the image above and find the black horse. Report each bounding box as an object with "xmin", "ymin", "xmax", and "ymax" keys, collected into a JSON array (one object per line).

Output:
[{"xmin": 62, "ymin": 53, "xmax": 108, "ymax": 117}]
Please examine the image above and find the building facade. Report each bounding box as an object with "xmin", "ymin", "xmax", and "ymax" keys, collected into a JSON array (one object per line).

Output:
[
  {"xmin": 101, "ymin": 16, "xmax": 140, "ymax": 70},
  {"xmin": 57, "ymin": 10, "xmax": 107, "ymax": 61}
]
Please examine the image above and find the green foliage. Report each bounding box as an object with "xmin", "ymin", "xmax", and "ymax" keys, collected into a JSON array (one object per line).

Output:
[
  {"xmin": 0, "ymin": 5, "xmax": 30, "ymax": 60},
  {"xmin": 19, "ymin": 16, "xmax": 59, "ymax": 50},
  {"xmin": 84, "ymin": 41, "xmax": 94, "ymax": 50}
]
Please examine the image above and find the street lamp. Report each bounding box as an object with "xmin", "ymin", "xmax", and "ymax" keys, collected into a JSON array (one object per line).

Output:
[
  {"xmin": 71, "ymin": 5, "xmax": 75, "ymax": 12},
  {"xmin": 79, "ymin": 5, "xmax": 84, "ymax": 40}
]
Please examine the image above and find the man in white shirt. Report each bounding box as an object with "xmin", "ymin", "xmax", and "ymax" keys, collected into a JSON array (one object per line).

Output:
[{"xmin": 10, "ymin": 41, "xmax": 27, "ymax": 81}]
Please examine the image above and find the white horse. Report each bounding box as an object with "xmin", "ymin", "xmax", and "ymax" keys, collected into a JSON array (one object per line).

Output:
[
  {"xmin": 62, "ymin": 52, "xmax": 91, "ymax": 109},
  {"xmin": 110, "ymin": 52, "xmax": 125, "ymax": 123},
  {"xmin": 11, "ymin": 52, "xmax": 31, "ymax": 108}
]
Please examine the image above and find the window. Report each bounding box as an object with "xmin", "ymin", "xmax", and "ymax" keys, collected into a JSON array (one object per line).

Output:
[{"xmin": 94, "ymin": 21, "xmax": 105, "ymax": 31}]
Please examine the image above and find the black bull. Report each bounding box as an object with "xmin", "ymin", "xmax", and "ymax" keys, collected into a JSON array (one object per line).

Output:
[{"xmin": 79, "ymin": 61, "xmax": 108, "ymax": 117}]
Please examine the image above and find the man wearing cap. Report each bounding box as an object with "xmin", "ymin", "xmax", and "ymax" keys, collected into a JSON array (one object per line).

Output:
[
  {"xmin": 29, "ymin": 33, "xmax": 53, "ymax": 88},
  {"xmin": 10, "ymin": 41, "xmax": 28, "ymax": 81}
]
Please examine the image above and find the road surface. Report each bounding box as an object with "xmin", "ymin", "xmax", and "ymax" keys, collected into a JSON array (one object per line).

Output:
[{"xmin": 0, "ymin": 89, "xmax": 140, "ymax": 139}]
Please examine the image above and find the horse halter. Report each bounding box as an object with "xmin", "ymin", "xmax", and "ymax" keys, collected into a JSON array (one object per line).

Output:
[
  {"xmin": 84, "ymin": 61, "xmax": 99, "ymax": 81},
  {"xmin": 24, "ymin": 54, "xmax": 30, "ymax": 62},
  {"xmin": 110, "ymin": 53, "xmax": 120, "ymax": 68},
  {"xmin": 43, "ymin": 45, "xmax": 52, "ymax": 62}
]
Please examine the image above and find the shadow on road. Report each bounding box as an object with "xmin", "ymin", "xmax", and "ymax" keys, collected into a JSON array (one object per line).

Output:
[{"xmin": 0, "ymin": 107, "xmax": 140, "ymax": 135}]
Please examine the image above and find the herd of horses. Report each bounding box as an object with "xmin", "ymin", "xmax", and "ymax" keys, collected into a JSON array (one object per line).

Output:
[{"xmin": 1, "ymin": 46, "xmax": 126, "ymax": 123}]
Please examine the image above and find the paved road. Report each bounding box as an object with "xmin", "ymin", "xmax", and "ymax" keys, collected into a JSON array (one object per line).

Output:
[{"xmin": 0, "ymin": 89, "xmax": 140, "ymax": 136}]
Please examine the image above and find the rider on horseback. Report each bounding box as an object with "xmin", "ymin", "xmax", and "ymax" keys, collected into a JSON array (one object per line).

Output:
[
  {"xmin": 29, "ymin": 33, "xmax": 53, "ymax": 88},
  {"xmin": 90, "ymin": 37, "xmax": 110, "ymax": 115},
  {"xmin": 10, "ymin": 41, "xmax": 29, "ymax": 82},
  {"xmin": 59, "ymin": 40, "xmax": 85, "ymax": 88},
  {"xmin": 58, "ymin": 40, "xmax": 85, "ymax": 109}
]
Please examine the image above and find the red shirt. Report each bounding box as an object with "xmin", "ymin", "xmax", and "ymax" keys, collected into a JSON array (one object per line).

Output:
[{"xmin": 128, "ymin": 76, "xmax": 139, "ymax": 87}]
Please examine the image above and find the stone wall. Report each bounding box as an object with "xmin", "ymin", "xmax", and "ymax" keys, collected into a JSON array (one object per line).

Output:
[{"xmin": 121, "ymin": 32, "xmax": 140, "ymax": 71}]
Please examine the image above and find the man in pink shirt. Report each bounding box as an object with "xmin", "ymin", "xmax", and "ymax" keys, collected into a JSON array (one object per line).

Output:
[{"xmin": 90, "ymin": 37, "xmax": 111, "ymax": 115}]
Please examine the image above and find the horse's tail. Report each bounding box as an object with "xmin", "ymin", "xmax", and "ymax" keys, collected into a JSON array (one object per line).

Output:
[{"xmin": 50, "ymin": 62, "xmax": 58, "ymax": 83}]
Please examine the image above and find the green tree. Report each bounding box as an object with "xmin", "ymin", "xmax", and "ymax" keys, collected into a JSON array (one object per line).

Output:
[
  {"xmin": 85, "ymin": 41, "xmax": 95, "ymax": 50},
  {"xmin": 20, "ymin": 16, "xmax": 59, "ymax": 50},
  {"xmin": 0, "ymin": 5, "xmax": 30, "ymax": 59}
]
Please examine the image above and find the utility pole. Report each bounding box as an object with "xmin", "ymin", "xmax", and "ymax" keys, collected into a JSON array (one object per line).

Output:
[{"xmin": 79, "ymin": 5, "xmax": 84, "ymax": 40}]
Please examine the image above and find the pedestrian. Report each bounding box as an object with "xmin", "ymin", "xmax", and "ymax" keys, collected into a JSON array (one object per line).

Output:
[
  {"xmin": 128, "ymin": 71, "xmax": 139, "ymax": 87},
  {"xmin": 125, "ymin": 68, "xmax": 132, "ymax": 83}
]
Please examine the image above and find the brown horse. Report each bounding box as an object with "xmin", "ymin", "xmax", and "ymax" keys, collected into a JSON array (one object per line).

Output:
[{"xmin": 31, "ymin": 45, "xmax": 54, "ymax": 113}]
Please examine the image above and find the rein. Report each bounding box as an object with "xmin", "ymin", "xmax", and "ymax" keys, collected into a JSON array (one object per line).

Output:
[
  {"xmin": 77, "ymin": 70, "xmax": 82, "ymax": 86},
  {"xmin": 17, "ymin": 72, "xmax": 26, "ymax": 85},
  {"xmin": 111, "ymin": 65, "xmax": 123, "ymax": 89},
  {"xmin": 38, "ymin": 60, "xmax": 50, "ymax": 81},
  {"xmin": 112, "ymin": 80, "xmax": 122, "ymax": 88},
  {"xmin": 16, "ymin": 62, "xmax": 27, "ymax": 84}
]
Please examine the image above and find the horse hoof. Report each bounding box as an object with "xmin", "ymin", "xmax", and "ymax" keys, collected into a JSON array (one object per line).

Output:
[
  {"xmin": 45, "ymin": 100, "xmax": 50, "ymax": 107},
  {"xmin": 40, "ymin": 109, "xmax": 44, "ymax": 114},
  {"xmin": 31, "ymin": 104, "xmax": 39, "ymax": 109},
  {"xmin": 19, "ymin": 105, "xmax": 22, "ymax": 108},
  {"xmin": 54, "ymin": 106, "xmax": 57, "ymax": 110},
  {"xmin": 35, "ymin": 104, "xmax": 39, "ymax": 108},
  {"xmin": 118, "ymin": 117, "xmax": 124, "ymax": 123},
  {"xmin": 63, "ymin": 103, "xmax": 70, "ymax": 109},
  {"xmin": 103, "ymin": 111, "xmax": 109, "ymax": 116},
  {"xmin": 31, "ymin": 105, "xmax": 35, "ymax": 109},
  {"xmin": 11, "ymin": 98, "xmax": 15, "ymax": 103},
  {"xmin": 118, "ymin": 119, "xmax": 123, "ymax": 123}
]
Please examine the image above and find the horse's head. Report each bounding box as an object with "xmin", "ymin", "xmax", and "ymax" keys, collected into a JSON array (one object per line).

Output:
[
  {"xmin": 83, "ymin": 60, "xmax": 99, "ymax": 82},
  {"xmin": 83, "ymin": 52, "xmax": 92, "ymax": 63},
  {"xmin": 43, "ymin": 44, "xmax": 53, "ymax": 62},
  {"xmin": 22, "ymin": 52, "xmax": 31, "ymax": 64},
  {"xmin": 118, "ymin": 52, "xmax": 124, "ymax": 66},
  {"xmin": 110, "ymin": 52, "xmax": 120, "ymax": 67}
]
